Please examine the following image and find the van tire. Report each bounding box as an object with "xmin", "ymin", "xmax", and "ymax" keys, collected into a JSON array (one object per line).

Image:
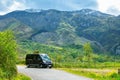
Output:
[
  {"xmin": 49, "ymin": 66, "xmax": 52, "ymax": 68},
  {"xmin": 39, "ymin": 64, "xmax": 43, "ymax": 68}
]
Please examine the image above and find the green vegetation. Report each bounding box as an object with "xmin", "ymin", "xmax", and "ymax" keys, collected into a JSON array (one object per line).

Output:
[
  {"xmin": 17, "ymin": 40, "xmax": 120, "ymax": 79},
  {"xmin": 13, "ymin": 73, "xmax": 31, "ymax": 80},
  {"xmin": 0, "ymin": 31, "xmax": 120, "ymax": 80},
  {"xmin": 54, "ymin": 62, "xmax": 120, "ymax": 68},
  {"xmin": 0, "ymin": 9, "xmax": 120, "ymax": 54},
  {"xmin": 83, "ymin": 42, "xmax": 94, "ymax": 65},
  {"xmin": 0, "ymin": 73, "xmax": 31, "ymax": 80},
  {"xmin": 0, "ymin": 31, "xmax": 31, "ymax": 80},
  {"xmin": 0, "ymin": 9, "xmax": 120, "ymax": 80},
  {"xmin": 0, "ymin": 31, "xmax": 17, "ymax": 80},
  {"xmin": 60, "ymin": 68, "xmax": 120, "ymax": 80},
  {"xmin": 18, "ymin": 40, "xmax": 120, "ymax": 68}
]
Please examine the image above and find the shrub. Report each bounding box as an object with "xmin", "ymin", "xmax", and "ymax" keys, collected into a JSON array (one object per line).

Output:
[{"xmin": 0, "ymin": 31, "xmax": 17, "ymax": 80}]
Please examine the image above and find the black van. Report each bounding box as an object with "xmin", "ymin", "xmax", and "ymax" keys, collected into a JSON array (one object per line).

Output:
[{"xmin": 25, "ymin": 54, "xmax": 53, "ymax": 68}]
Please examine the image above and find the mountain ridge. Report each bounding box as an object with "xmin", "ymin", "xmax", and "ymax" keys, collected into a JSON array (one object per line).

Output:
[{"xmin": 0, "ymin": 9, "xmax": 120, "ymax": 54}]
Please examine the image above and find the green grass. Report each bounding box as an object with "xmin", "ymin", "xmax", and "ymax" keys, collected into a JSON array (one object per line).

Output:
[
  {"xmin": 0, "ymin": 73, "xmax": 31, "ymax": 80},
  {"xmin": 59, "ymin": 68, "xmax": 120, "ymax": 80},
  {"xmin": 14, "ymin": 73, "xmax": 31, "ymax": 80},
  {"xmin": 53, "ymin": 62, "xmax": 120, "ymax": 69}
]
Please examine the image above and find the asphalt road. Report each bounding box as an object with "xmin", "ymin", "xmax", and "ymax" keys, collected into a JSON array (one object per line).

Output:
[{"xmin": 17, "ymin": 66, "xmax": 92, "ymax": 80}]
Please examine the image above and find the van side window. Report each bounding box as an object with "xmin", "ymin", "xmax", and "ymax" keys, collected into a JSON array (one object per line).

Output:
[{"xmin": 33, "ymin": 56, "xmax": 36, "ymax": 60}]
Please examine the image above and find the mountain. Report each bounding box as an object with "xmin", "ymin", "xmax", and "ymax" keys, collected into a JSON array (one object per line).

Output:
[{"xmin": 0, "ymin": 9, "xmax": 120, "ymax": 54}]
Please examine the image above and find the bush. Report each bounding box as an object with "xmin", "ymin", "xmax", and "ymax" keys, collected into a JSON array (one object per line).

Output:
[{"xmin": 0, "ymin": 31, "xmax": 17, "ymax": 80}]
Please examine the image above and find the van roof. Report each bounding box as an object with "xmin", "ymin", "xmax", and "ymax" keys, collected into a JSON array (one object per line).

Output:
[{"xmin": 26, "ymin": 53, "xmax": 47, "ymax": 55}]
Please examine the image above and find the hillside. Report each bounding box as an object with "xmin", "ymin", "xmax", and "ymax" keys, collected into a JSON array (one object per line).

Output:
[{"xmin": 0, "ymin": 9, "xmax": 120, "ymax": 54}]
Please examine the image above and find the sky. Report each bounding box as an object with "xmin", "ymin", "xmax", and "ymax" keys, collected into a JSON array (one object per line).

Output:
[{"xmin": 0, "ymin": 0, "xmax": 120, "ymax": 16}]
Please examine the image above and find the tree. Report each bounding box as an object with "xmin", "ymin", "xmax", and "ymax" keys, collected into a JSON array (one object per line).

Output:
[
  {"xmin": 83, "ymin": 42, "xmax": 93, "ymax": 65},
  {"xmin": 0, "ymin": 31, "xmax": 17, "ymax": 80},
  {"xmin": 33, "ymin": 50, "xmax": 39, "ymax": 54}
]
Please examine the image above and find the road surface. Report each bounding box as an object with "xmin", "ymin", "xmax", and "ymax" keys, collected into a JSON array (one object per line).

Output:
[{"xmin": 17, "ymin": 66, "xmax": 92, "ymax": 80}]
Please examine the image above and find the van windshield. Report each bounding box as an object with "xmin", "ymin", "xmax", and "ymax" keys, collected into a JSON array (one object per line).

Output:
[{"xmin": 40, "ymin": 54, "xmax": 51, "ymax": 61}]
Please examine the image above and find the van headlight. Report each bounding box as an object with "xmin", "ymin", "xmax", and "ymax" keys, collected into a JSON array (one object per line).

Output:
[{"xmin": 43, "ymin": 60, "xmax": 47, "ymax": 63}]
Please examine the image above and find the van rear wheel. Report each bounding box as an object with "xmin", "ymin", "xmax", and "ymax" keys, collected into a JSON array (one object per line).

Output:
[
  {"xmin": 49, "ymin": 66, "xmax": 52, "ymax": 68},
  {"xmin": 39, "ymin": 64, "xmax": 43, "ymax": 68}
]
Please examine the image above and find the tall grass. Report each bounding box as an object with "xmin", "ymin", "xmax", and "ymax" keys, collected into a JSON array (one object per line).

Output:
[
  {"xmin": 60, "ymin": 68, "xmax": 120, "ymax": 80},
  {"xmin": 54, "ymin": 61, "xmax": 120, "ymax": 68}
]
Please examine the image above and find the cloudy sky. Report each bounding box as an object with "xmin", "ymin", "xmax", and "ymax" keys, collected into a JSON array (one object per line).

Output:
[{"xmin": 0, "ymin": 0, "xmax": 120, "ymax": 16}]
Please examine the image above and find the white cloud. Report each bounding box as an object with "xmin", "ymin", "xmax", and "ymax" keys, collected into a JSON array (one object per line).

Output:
[
  {"xmin": 97, "ymin": 0, "xmax": 120, "ymax": 15},
  {"xmin": 0, "ymin": 0, "xmax": 27, "ymax": 15},
  {"xmin": 8, "ymin": 1, "xmax": 27, "ymax": 11},
  {"xmin": 0, "ymin": 0, "xmax": 98, "ymax": 15},
  {"xmin": 1, "ymin": 0, "xmax": 120, "ymax": 16}
]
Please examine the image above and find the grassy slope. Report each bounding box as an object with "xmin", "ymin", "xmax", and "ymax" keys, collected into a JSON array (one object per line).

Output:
[{"xmin": 59, "ymin": 68, "xmax": 120, "ymax": 80}]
